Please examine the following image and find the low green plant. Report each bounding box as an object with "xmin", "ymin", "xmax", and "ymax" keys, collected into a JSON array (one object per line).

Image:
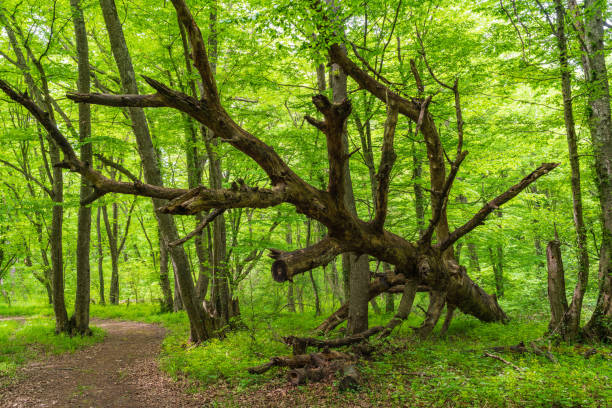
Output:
[{"xmin": 0, "ymin": 317, "xmax": 104, "ymax": 382}]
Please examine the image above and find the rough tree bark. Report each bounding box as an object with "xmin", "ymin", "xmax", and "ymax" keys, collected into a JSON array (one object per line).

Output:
[
  {"xmin": 547, "ymin": 238, "xmax": 568, "ymax": 333},
  {"xmin": 177, "ymin": 15, "xmax": 212, "ymax": 304},
  {"xmin": 70, "ymin": 0, "xmax": 93, "ymax": 334},
  {"xmin": 572, "ymin": 0, "xmax": 612, "ymax": 340},
  {"xmin": 328, "ymin": 55, "xmax": 371, "ymax": 334}
]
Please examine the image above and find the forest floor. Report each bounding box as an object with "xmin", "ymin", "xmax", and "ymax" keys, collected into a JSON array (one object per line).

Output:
[
  {"xmin": 1, "ymin": 304, "xmax": 611, "ymax": 407},
  {"xmin": 0, "ymin": 318, "xmax": 204, "ymax": 408}
]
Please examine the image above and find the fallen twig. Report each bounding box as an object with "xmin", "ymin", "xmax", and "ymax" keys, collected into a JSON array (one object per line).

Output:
[{"xmin": 483, "ymin": 352, "xmax": 523, "ymax": 372}]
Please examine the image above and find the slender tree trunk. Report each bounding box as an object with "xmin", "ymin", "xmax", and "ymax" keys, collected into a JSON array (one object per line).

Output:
[
  {"xmin": 197, "ymin": 2, "xmax": 231, "ymax": 328},
  {"xmin": 384, "ymin": 263, "xmax": 395, "ymax": 313},
  {"xmin": 543, "ymin": 0, "xmax": 590, "ymax": 340},
  {"xmin": 305, "ymin": 220, "xmax": 321, "ymax": 316},
  {"xmin": 173, "ymin": 269, "xmax": 184, "ymax": 311},
  {"xmin": 0, "ymin": 9, "xmax": 68, "ymax": 332},
  {"xmin": 34, "ymin": 222, "xmax": 53, "ymax": 305},
  {"xmin": 100, "ymin": 0, "xmax": 213, "ymax": 341},
  {"xmin": 71, "ymin": 0, "xmax": 92, "ymax": 335},
  {"xmin": 96, "ymin": 207, "xmax": 105, "ymax": 305},
  {"xmin": 467, "ymin": 243, "xmax": 481, "ymax": 272},
  {"xmin": 329, "ymin": 259, "xmax": 343, "ymax": 304},
  {"xmin": 286, "ymin": 224, "xmax": 296, "ymax": 312},
  {"xmin": 102, "ymin": 204, "xmax": 119, "ymax": 304},
  {"xmin": 159, "ymin": 238, "xmax": 174, "ymax": 312},
  {"xmin": 488, "ymin": 246, "xmax": 504, "ymax": 298}
]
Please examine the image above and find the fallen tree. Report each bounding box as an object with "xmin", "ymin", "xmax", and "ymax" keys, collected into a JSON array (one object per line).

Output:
[{"xmin": 0, "ymin": 0, "xmax": 557, "ymax": 347}]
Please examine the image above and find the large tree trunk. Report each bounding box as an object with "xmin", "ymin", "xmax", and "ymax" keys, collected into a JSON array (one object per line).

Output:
[
  {"xmin": 34, "ymin": 222, "xmax": 53, "ymax": 305},
  {"xmin": 99, "ymin": 0, "xmax": 213, "ymax": 341},
  {"xmin": 329, "ymin": 49, "xmax": 370, "ymax": 335},
  {"xmin": 71, "ymin": 0, "xmax": 93, "ymax": 335},
  {"xmin": 201, "ymin": 2, "xmax": 231, "ymax": 327},
  {"xmin": 576, "ymin": 0, "xmax": 612, "ymax": 340}
]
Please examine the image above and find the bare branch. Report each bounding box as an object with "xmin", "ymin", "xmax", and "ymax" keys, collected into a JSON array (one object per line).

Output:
[
  {"xmin": 439, "ymin": 162, "xmax": 560, "ymax": 251},
  {"xmin": 0, "ymin": 158, "xmax": 53, "ymax": 197},
  {"xmin": 309, "ymin": 94, "xmax": 352, "ymax": 203},
  {"xmin": 67, "ymin": 92, "xmax": 166, "ymax": 108},
  {"xmin": 170, "ymin": 0, "xmax": 218, "ymax": 101},
  {"xmin": 349, "ymin": 42, "xmax": 393, "ymax": 85},
  {"xmin": 169, "ymin": 208, "xmax": 225, "ymax": 247},
  {"xmin": 409, "ymin": 59, "xmax": 424, "ymax": 94},
  {"xmin": 0, "ymin": 79, "xmax": 188, "ymax": 203},
  {"xmin": 160, "ymin": 185, "xmax": 288, "ymax": 215},
  {"xmin": 95, "ymin": 154, "xmax": 140, "ymax": 183},
  {"xmin": 419, "ymin": 150, "xmax": 468, "ymax": 245},
  {"xmin": 372, "ymin": 101, "xmax": 399, "ymax": 230}
]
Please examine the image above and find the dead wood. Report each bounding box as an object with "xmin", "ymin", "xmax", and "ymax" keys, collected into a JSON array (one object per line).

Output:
[
  {"xmin": 284, "ymin": 326, "xmax": 384, "ymax": 354},
  {"xmin": 483, "ymin": 352, "xmax": 523, "ymax": 372},
  {"xmin": 247, "ymin": 350, "xmax": 352, "ymax": 375},
  {"xmin": 338, "ymin": 364, "xmax": 361, "ymax": 391}
]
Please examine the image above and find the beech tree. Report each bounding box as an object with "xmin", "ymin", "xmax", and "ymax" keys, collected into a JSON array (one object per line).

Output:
[{"xmin": 0, "ymin": 0, "xmax": 559, "ymax": 342}]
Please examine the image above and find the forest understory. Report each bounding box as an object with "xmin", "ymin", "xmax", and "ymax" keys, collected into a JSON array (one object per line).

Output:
[{"xmin": 1, "ymin": 300, "xmax": 611, "ymax": 407}]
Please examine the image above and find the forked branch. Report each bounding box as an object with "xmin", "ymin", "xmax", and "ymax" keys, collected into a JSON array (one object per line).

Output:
[
  {"xmin": 305, "ymin": 94, "xmax": 352, "ymax": 202},
  {"xmin": 169, "ymin": 208, "xmax": 226, "ymax": 247},
  {"xmin": 170, "ymin": 0, "xmax": 219, "ymax": 101},
  {"xmin": 439, "ymin": 162, "xmax": 560, "ymax": 251},
  {"xmin": 372, "ymin": 101, "xmax": 399, "ymax": 230}
]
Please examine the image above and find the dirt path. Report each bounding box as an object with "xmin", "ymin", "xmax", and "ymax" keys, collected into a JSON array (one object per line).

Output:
[{"xmin": 0, "ymin": 319, "xmax": 204, "ymax": 408}]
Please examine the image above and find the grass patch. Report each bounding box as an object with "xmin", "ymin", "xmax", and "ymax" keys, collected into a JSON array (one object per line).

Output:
[{"xmin": 0, "ymin": 316, "xmax": 105, "ymax": 383}]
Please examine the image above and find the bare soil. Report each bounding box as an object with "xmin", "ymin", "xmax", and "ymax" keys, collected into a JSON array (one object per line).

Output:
[{"xmin": 0, "ymin": 319, "xmax": 205, "ymax": 408}]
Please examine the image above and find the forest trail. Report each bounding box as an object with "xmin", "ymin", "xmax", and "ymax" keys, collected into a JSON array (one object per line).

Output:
[{"xmin": 0, "ymin": 319, "xmax": 204, "ymax": 408}]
